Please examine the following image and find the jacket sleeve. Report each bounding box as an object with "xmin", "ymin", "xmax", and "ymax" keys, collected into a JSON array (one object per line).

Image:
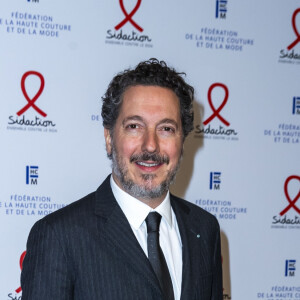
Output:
[{"xmin": 21, "ymin": 219, "xmax": 74, "ymax": 300}]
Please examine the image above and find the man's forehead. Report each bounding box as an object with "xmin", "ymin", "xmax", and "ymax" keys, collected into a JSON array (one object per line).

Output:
[
  {"xmin": 119, "ymin": 89, "xmax": 180, "ymax": 121},
  {"xmin": 122, "ymin": 84, "xmax": 178, "ymax": 99}
]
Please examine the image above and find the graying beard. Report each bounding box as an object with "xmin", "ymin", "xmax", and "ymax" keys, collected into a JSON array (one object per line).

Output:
[{"xmin": 111, "ymin": 149, "xmax": 180, "ymax": 200}]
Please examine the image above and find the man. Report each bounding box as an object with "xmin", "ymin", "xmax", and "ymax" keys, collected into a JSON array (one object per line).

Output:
[{"xmin": 21, "ymin": 58, "xmax": 222, "ymax": 299}]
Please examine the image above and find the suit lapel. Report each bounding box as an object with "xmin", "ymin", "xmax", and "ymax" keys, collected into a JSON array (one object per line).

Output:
[
  {"xmin": 171, "ymin": 195, "xmax": 211, "ymax": 300},
  {"xmin": 94, "ymin": 176, "xmax": 162, "ymax": 297}
]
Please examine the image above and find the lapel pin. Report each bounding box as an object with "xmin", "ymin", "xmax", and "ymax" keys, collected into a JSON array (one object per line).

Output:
[{"xmin": 191, "ymin": 229, "xmax": 201, "ymax": 238}]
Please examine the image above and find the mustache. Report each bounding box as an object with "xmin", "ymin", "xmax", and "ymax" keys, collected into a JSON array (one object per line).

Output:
[{"xmin": 130, "ymin": 152, "xmax": 170, "ymax": 165}]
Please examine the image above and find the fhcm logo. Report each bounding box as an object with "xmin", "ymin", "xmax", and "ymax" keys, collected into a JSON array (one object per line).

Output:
[
  {"xmin": 210, "ymin": 172, "xmax": 221, "ymax": 190},
  {"xmin": 285, "ymin": 260, "xmax": 296, "ymax": 277},
  {"xmin": 26, "ymin": 166, "xmax": 38, "ymax": 185}
]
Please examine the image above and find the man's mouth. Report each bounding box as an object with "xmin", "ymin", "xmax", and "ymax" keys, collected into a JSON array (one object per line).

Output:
[
  {"xmin": 134, "ymin": 160, "xmax": 163, "ymax": 172},
  {"xmin": 136, "ymin": 161, "xmax": 161, "ymax": 167}
]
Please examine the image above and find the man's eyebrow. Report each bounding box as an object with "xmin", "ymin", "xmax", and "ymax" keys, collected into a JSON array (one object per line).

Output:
[
  {"xmin": 122, "ymin": 115, "xmax": 144, "ymax": 126},
  {"xmin": 122, "ymin": 116, "xmax": 179, "ymax": 129},
  {"xmin": 158, "ymin": 118, "xmax": 179, "ymax": 129}
]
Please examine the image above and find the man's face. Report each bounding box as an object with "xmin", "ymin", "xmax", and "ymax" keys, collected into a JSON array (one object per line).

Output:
[{"xmin": 104, "ymin": 85, "xmax": 184, "ymax": 206}]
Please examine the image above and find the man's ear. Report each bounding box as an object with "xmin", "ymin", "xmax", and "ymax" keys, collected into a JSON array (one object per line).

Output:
[{"xmin": 104, "ymin": 128, "xmax": 112, "ymax": 156}]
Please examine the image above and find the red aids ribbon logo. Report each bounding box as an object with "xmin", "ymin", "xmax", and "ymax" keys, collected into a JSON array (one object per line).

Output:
[
  {"xmin": 115, "ymin": 0, "xmax": 144, "ymax": 32},
  {"xmin": 15, "ymin": 251, "xmax": 26, "ymax": 293},
  {"xmin": 280, "ymin": 175, "xmax": 300, "ymax": 216},
  {"xmin": 287, "ymin": 8, "xmax": 300, "ymax": 50},
  {"xmin": 203, "ymin": 83, "xmax": 230, "ymax": 126},
  {"xmin": 17, "ymin": 71, "xmax": 47, "ymax": 117}
]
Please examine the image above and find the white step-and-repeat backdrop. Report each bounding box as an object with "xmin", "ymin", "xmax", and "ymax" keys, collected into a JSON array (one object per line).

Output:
[{"xmin": 0, "ymin": 0, "xmax": 299, "ymax": 299}]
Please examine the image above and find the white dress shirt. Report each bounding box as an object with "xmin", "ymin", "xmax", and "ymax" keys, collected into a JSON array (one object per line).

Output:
[{"xmin": 110, "ymin": 176, "xmax": 183, "ymax": 300}]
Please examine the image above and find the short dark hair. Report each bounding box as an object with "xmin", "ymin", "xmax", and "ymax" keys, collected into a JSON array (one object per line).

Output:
[{"xmin": 101, "ymin": 58, "xmax": 194, "ymax": 139}]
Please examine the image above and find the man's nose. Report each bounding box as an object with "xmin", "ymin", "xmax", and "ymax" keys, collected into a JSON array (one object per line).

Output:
[{"xmin": 141, "ymin": 130, "xmax": 159, "ymax": 153}]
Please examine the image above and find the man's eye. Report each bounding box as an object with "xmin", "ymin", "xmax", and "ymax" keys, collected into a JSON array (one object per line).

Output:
[
  {"xmin": 127, "ymin": 124, "xmax": 139, "ymax": 129},
  {"xmin": 164, "ymin": 127, "xmax": 174, "ymax": 132}
]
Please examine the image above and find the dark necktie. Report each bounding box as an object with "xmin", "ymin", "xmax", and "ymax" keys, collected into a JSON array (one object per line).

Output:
[{"xmin": 145, "ymin": 212, "xmax": 175, "ymax": 300}]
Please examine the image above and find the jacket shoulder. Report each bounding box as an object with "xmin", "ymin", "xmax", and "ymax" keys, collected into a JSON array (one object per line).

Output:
[{"xmin": 35, "ymin": 191, "xmax": 97, "ymax": 228}]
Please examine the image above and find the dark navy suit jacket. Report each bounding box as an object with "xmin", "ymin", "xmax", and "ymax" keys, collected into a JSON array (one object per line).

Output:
[{"xmin": 21, "ymin": 175, "xmax": 223, "ymax": 299}]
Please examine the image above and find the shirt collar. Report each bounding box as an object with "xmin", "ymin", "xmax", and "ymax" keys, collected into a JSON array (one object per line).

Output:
[{"xmin": 110, "ymin": 175, "xmax": 173, "ymax": 229}]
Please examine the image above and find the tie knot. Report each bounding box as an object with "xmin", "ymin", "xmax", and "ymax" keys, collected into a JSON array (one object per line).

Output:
[{"xmin": 146, "ymin": 212, "xmax": 162, "ymax": 233}]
